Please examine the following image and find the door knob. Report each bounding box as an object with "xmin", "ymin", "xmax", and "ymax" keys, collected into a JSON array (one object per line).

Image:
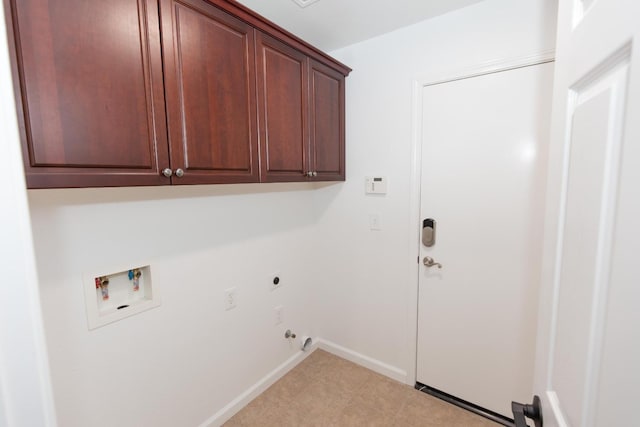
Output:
[{"xmin": 423, "ymin": 256, "xmax": 442, "ymax": 268}]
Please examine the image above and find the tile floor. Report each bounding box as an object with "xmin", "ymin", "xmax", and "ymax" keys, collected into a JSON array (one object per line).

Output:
[{"xmin": 224, "ymin": 350, "xmax": 498, "ymax": 426}]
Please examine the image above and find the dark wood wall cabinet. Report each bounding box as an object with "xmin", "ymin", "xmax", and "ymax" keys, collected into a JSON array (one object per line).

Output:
[{"xmin": 4, "ymin": 0, "xmax": 350, "ymax": 188}]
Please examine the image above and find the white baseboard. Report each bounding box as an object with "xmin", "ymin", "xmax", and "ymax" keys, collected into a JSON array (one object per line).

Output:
[
  {"xmin": 316, "ymin": 338, "xmax": 408, "ymax": 384},
  {"xmin": 198, "ymin": 342, "xmax": 318, "ymax": 427},
  {"xmin": 198, "ymin": 338, "xmax": 408, "ymax": 426}
]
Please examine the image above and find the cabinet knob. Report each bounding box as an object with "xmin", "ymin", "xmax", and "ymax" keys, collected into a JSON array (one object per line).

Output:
[
  {"xmin": 175, "ymin": 168, "xmax": 184, "ymax": 178},
  {"xmin": 305, "ymin": 171, "xmax": 313, "ymax": 177},
  {"xmin": 162, "ymin": 168, "xmax": 173, "ymax": 178},
  {"xmin": 312, "ymin": 171, "xmax": 318, "ymax": 177}
]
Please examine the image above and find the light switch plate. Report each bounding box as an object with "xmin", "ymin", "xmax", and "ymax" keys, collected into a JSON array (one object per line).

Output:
[{"xmin": 369, "ymin": 213, "xmax": 382, "ymax": 231}]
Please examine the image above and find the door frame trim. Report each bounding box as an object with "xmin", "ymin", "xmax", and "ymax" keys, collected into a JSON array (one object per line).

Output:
[{"xmin": 406, "ymin": 49, "xmax": 556, "ymax": 385}]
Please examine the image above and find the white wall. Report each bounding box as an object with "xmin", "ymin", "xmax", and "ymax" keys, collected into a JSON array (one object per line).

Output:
[
  {"xmin": 28, "ymin": 183, "xmax": 327, "ymax": 427},
  {"xmin": 317, "ymin": 0, "xmax": 558, "ymax": 382},
  {"xmin": 0, "ymin": 3, "xmax": 56, "ymax": 425}
]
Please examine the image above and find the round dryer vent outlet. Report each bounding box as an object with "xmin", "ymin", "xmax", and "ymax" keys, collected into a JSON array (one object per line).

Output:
[{"xmin": 301, "ymin": 336, "xmax": 312, "ymax": 351}]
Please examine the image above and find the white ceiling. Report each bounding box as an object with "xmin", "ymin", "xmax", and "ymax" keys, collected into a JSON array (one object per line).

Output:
[{"xmin": 235, "ymin": 0, "xmax": 485, "ymax": 52}]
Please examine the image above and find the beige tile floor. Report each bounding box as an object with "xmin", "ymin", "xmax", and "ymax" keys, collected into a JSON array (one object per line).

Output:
[{"xmin": 224, "ymin": 350, "xmax": 498, "ymax": 426}]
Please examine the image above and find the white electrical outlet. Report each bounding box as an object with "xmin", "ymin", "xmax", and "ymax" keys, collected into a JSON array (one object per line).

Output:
[
  {"xmin": 274, "ymin": 305, "xmax": 284, "ymax": 325},
  {"xmin": 224, "ymin": 287, "xmax": 237, "ymax": 311},
  {"xmin": 269, "ymin": 271, "xmax": 282, "ymax": 291}
]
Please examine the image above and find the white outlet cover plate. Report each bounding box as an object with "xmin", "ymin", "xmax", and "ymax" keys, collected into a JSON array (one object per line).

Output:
[
  {"xmin": 224, "ymin": 287, "xmax": 237, "ymax": 310},
  {"xmin": 274, "ymin": 305, "xmax": 284, "ymax": 325}
]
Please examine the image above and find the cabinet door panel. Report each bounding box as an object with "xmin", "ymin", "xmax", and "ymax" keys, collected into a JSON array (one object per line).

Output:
[
  {"xmin": 9, "ymin": 0, "xmax": 169, "ymax": 188},
  {"xmin": 256, "ymin": 32, "xmax": 309, "ymax": 182},
  {"xmin": 161, "ymin": 0, "xmax": 258, "ymax": 184},
  {"xmin": 310, "ymin": 60, "xmax": 345, "ymax": 181}
]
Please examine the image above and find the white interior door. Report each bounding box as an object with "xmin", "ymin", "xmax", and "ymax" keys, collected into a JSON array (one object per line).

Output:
[
  {"xmin": 534, "ymin": 1, "xmax": 640, "ymax": 426},
  {"xmin": 416, "ymin": 62, "xmax": 554, "ymax": 417}
]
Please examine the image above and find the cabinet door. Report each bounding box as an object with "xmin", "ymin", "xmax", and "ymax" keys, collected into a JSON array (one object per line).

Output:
[
  {"xmin": 160, "ymin": 0, "xmax": 259, "ymax": 184},
  {"xmin": 256, "ymin": 31, "xmax": 310, "ymax": 182},
  {"xmin": 7, "ymin": 0, "xmax": 169, "ymax": 188},
  {"xmin": 309, "ymin": 60, "xmax": 345, "ymax": 181}
]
